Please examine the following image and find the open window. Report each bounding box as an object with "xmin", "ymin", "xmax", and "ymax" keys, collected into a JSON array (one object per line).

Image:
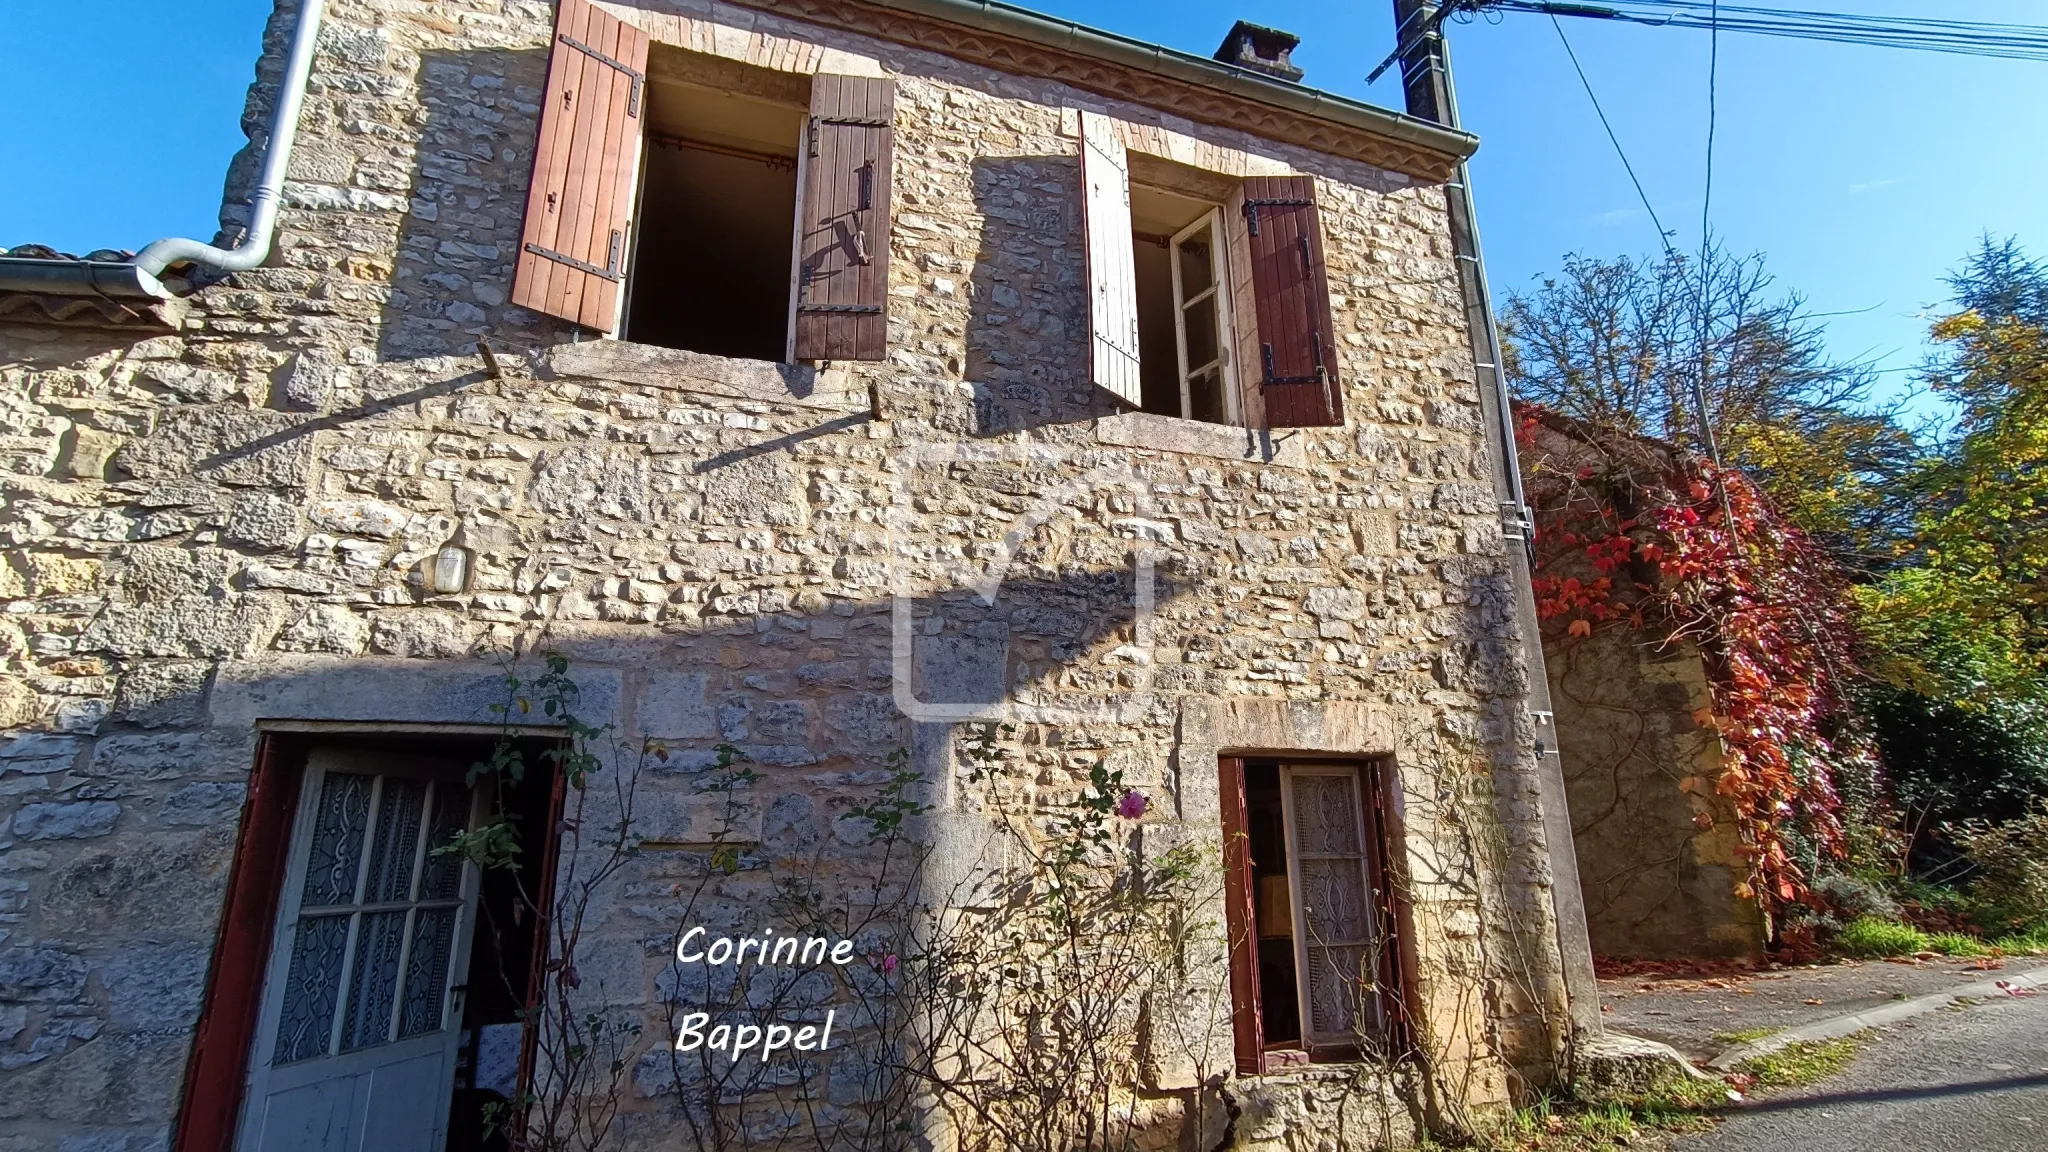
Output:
[
  {"xmin": 1132, "ymin": 191, "xmax": 1239, "ymax": 424},
  {"xmin": 1220, "ymin": 756, "xmax": 1410, "ymax": 1072},
  {"xmin": 1081, "ymin": 112, "xmax": 1345, "ymax": 430},
  {"xmin": 511, "ymin": 0, "xmax": 894, "ymax": 363}
]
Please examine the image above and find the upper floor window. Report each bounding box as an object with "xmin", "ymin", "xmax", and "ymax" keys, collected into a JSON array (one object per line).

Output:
[
  {"xmin": 508, "ymin": 0, "xmax": 894, "ymax": 364},
  {"xmin": 1080, "ymin": 111, "xmax": 1346, "ymax": 429}
]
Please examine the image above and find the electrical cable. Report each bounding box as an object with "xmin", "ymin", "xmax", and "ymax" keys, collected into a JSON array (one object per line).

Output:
[
  {"xmin": 1547, "ymin": 14, "xmax": 1677, "ymax": 255},
  {"xmin": 1476, "ymin": 0, "xmax": 2048, "ymax": 62},
  {"xmin": 1693, "ymin": 0, "xmax": 1728, "ymax": 470}
]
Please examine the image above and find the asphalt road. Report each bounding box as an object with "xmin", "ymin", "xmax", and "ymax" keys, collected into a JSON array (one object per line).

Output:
[{"xmin": 1674, "ymin": 990, "xmax": 2048, "ymax": 1152}]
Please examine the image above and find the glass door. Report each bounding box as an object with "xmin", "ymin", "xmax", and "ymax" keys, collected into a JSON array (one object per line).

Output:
[{"xmin": 237, "ymin": 748, "xmax": 481, "ymax": 1152}]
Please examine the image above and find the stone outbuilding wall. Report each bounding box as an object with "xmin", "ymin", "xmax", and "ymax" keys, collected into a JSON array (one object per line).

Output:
[
  {"xmin": 0, "ymin": 1, "xmax": 1583, "ymax": 1147},
  {"xmin": 1520, "ymin": 413, "xmax": 1767, "ymax": 962}
]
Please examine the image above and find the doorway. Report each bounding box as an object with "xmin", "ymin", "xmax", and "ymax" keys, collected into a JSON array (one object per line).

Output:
[{"xmin": 175, "ymin": 734, "xmax": 558, "ymax": 1152}]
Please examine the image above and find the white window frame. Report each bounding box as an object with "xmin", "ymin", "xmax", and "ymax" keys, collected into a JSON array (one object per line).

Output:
[
  {"xmin": 1276, "ymin": 761, "xmax": 1382, "ymax": 1051},
  {"xmin": 1167, "ymin": 207, "xmax": 1241, "ymax": 426}
]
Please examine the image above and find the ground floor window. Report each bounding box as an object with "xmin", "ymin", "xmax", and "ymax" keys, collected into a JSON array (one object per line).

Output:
[
  {"xmin": 1220, "ymin": 756, "xmax": 1411, "ymax": 1072},
  {"xmin": 174, "ymin": 734, "xmax": 559, "ymax": 1152}
]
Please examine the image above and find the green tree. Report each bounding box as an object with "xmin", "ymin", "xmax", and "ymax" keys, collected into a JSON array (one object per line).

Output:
[{"xmin": 1859, "ymin": 237, "xmax": 2048, "ymax": 872}]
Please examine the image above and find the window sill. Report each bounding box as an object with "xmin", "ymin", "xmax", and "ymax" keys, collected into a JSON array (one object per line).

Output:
[
  {"xmin": 1094, "ymin": 411, "xmax": 1307, "ymax": 468},
  {"xmin": 546, "ymin": 339, "xmax": 864, "ymax": 411}
]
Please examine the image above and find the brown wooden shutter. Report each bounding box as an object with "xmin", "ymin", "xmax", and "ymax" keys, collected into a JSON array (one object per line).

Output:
[
  {"xmin": 510, "ymin": 0, "xmax": 649, "ymax": 333},
  {"xmin": 1227, "ymin": 176, "xmax": 1343, "ymax": 427},
  {"xmin": 792, "ymin": 75, "xmax": 895, "ymax": 361},
  {"xmin": 1218, "ymin": 756, "xmax": 1266, "ymax": 1074}
]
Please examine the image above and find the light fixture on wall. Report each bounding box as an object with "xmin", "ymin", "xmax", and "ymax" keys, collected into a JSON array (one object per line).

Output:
[{"xmin": 428, "ymin": 541, "xmax": 471, "ymax": 595}]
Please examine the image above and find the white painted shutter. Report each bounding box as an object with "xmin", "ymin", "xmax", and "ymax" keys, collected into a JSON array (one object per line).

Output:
[{"xmin": 1079, "ymin": 111, "xmax": 1141, "ymax": 407}]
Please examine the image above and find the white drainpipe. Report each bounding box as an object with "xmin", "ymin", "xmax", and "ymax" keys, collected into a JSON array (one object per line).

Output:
[{"xmin": 0, "ymin": 0, "xmax": 326, "ymax": 299}]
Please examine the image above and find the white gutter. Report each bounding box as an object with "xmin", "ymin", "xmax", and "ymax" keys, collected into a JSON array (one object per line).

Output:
[{"xmin": 0, "ymin": 0, "xmax": 325, "ymax": 300}]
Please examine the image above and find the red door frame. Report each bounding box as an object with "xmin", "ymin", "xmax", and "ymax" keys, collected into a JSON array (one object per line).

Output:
[{"xmin": 172, "ymin": 733, "xmax": 304, "ymax": 1152}]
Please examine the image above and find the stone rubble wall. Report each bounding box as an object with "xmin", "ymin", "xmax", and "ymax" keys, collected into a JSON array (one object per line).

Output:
[
  {"xmin": 1522, "ymin": 418, "xmax": 1767, "ymax": 962},
  {"xmin": 0, "ymin": 0, "xmax": 1569, "ymax": 1147}
]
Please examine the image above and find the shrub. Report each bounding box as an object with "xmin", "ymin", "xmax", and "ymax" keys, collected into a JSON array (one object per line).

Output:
[
  {"xmin": 1958, "ymin": 804, "xmax": 2048, "ymax": 934},
  {"xmin": 1813, "ymin": 873, "xmax": 1901, "ymax": 921},
  {"xmin": 1835, "ymin": 916, "xmax": 1929, "ymax": 958}
]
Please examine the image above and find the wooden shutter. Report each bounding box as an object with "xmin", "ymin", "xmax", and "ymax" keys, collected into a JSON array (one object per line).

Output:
[
  {"xmin": 510, "ymin": 0, "xmax": 649, "ymax": 333},
  {"xmin": 1227, "ymin": 176, "xmax": 1343, "ymax": 427},
  {"xmin": 1218, "ymin": 756, "xmax": 1266, "ymax": 1074},
  {"xmin": 1079, "ymin": 111, "xmax": 1142, "ymax": 406},
  {"xmin": 792, "ymin": 75, "xmax": 895, "ymax": 361}
]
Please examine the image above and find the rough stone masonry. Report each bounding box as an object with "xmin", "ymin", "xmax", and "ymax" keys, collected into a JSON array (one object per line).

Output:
[{"xmin": 0, "ymin": 1, "xmax": 1580, "ymax": 1148}]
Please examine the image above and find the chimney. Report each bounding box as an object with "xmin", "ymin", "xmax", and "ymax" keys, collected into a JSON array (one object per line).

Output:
[{"xmin": 1213, "ymin": 20, "xmax": 1305, "ymax": 83}]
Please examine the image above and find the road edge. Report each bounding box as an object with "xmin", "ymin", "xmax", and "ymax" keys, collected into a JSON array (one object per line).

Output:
[{"xmin": 1705, "ymin": 961, "xmax": 2048, "ymax": 1071}]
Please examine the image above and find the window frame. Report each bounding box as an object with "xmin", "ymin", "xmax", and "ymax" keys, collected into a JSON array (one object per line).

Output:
[
  {"xmin": 1166, "ymin": 207, "xmax": 1242, "ymax": 426},
  {"xmin": 1219, "ymin": 754, "xmax": 1416, "ymax": 1073}
]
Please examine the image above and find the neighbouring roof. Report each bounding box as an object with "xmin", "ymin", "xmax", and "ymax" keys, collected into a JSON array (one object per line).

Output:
[
  {"xmin": 1, "ymin": 244, "xmax": 136, "ymax": 263},
  {"xmin": 0, "ymin": 246, "xmax": 189, "ymax": 331}
]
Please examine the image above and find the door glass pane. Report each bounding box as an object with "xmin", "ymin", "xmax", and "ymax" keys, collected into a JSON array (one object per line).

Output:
[
  {"xmin": 1297, "ymin": 856, "xmax": 1372, "ymax": 944},
  {"xmin": 342, "ymin": 910, "xmax": 410, "ymax": 1051},
  {"xmin": 273, "ymin": 912, "xmax": 351, "ymax": 1064},
  {"xmin": 417, "ymin": 784, "xmax": 467, "ymax": 901},
  {"xmin": 399, "ymin": 906, "xmax": 459, "ymax": 1038},
  {"xmin": 1182, "ymin": 297, "xmax": 1219, "ymax": 371},
  {"xmin": 302, "ymin": 772, "xmax": 373, "ymax": 907},
  {"xmin": 1303, "ymin": 943, "xmax": 1368, "ymax": 1038},
  {"xmin": 364, "ymin": 778, "xmax": 427, "ymax": 904},
  {"xmin": 1176, "ymin": 228, "xmax": 1214, "ymax": 296}
]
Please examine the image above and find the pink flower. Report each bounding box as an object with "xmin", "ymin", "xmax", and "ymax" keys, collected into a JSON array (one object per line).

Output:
[
  {"xmin": 1117, "ymin": 790, "xmax": 1148, "ymax": 820},
  {"xmin": 881, "ymin": 953, "xmax": 899, "ymax": 974}
]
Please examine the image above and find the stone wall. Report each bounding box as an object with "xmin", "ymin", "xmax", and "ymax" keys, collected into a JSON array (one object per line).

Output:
[
  {"xmin": 1523, "ymin": 418, "xmax": 1767, "ymax": 962},
  {"xmin": 0, "ymin": 0, "xmax": 1573, "ymax": 1147}
]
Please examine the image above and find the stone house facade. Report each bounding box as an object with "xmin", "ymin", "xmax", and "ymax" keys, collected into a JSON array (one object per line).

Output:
[{"xmin": 0, "ymin": 0, "xmax": 1596, "ymax": 1148}]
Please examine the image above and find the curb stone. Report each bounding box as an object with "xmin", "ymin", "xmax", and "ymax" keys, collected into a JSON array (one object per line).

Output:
[{"xmin": 1705, "ymin": 961, "xmax": 2048, "ymax": 1070}]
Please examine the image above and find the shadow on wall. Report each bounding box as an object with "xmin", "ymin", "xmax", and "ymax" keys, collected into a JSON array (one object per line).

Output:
[
  {"xmin": 964, "ymin": 154, "xmax": 1110, "ymax": 437},
  {"xmin": 0, "ymin": 548, "xmax": 1192, "ymax": 1145},
  {"xmin": 374, "ymin": 46, "xmax": 570, "ymax": 364}
]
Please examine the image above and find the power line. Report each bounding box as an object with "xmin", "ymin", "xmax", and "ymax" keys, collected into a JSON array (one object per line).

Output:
[
  {"xmin": 1547, "ymin": 14, "xmax": 1676, "ymax": 254},
  {"xmin": 1693, "ymin": 0, "xmax": 1727, "ymax": 470},
  {"xmin": 1477, "ymin": 0, "xmax": 2048, "ymax": 62}
]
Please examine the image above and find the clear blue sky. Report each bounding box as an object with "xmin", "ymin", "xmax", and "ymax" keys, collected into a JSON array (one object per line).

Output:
[{"xmin": 4, "ymin": 1, "xmax": 2044, "ymax": 408}]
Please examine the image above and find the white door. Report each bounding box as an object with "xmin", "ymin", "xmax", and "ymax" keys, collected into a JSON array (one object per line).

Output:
[
  {"xmin": 237, "ymin": 749, "xmax": 483, "ymax": 1152},
  {"xmin": 1169, "ymin": 208, "xmax": 1240, "ymax": 425}
]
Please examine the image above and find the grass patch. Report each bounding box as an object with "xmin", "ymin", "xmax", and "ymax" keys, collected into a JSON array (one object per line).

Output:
[
  {"xmin": 1738, "ymin": 1036, "xmax": 1860, "ymax": 1087},
  {"xmin": 1993, "ymin": 925, "xmax": 2048, "ymax": 955},
  {"xmin": 1926, "ymin": 931, "xmax": 1988, "ymax": 956},
  {"xmin": 1835, "ymin": 916, "xmax": 1929, "ymax": 958},
  {"xmin": 1713, "ymin": 1026, "xmax": 1780, "ymax": 1046},
  {"xmin": 1426, "ymin": 1080, "xmax": 1724, "ymax": 1151}
]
